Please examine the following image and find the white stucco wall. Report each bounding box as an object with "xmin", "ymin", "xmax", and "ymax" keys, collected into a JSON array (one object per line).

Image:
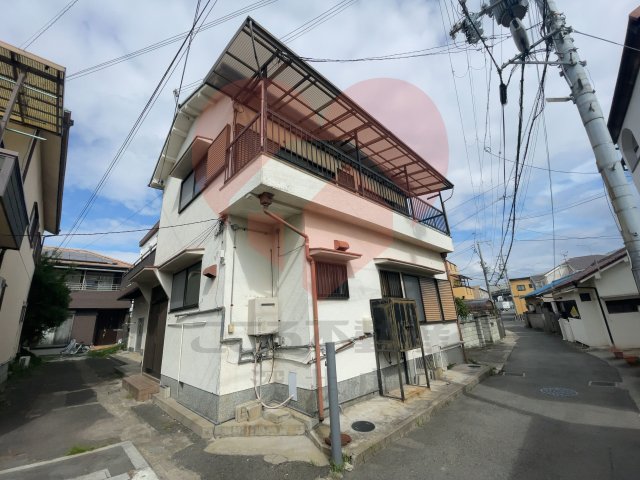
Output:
[{"xmin": 0, "ymin": 128, "xmax": 45, "ymax": 377}]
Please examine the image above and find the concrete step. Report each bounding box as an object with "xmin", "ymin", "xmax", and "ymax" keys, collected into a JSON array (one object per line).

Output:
[
  {"xmin": 122, "ymin": 374, "xmax": 159, "ymax": 401},
  {"xmin": 153, "ymin": 395, "xmax": 215, "ymax": 439},
  {"xmin": 214, "ymin": 415, "xmax": 306, "ymax": 437}
]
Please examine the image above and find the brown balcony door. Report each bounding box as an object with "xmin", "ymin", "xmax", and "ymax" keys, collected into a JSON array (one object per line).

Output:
[{"xmin": 143, "ymin": 286, "xmax": 168, "ymax": 378}]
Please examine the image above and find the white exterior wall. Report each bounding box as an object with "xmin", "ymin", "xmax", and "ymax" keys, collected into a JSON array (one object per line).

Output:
[
  {"xmin": 592, "ymin": 260, "xmax": 640, "ymax": 349},
  {"xmin": 619, "ymin": 71, "xmax": 640, "ymax": 193},
  {"xmin": 0, "ymin": 129, "xmax": 45, "ymax": 380},
  {"xmin": 127, "ymin": 295, "xmax": 149, "ymax": 352},
  {"xmin": 150, "ymin": 93, "xmax": 458, "ymax": 413},
  {"xmin": 557, "ymin": 291, "xmax": 610, "ymax": 348}
]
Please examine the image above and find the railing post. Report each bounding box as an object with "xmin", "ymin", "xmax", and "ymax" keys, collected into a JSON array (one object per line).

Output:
[
  {"xmin": 439, "ymin": 192, "xmax": 450, "ymax": 236},
  {"xmin": 260, "ymin": 76, "xmax": 267, "ymax": 152}
]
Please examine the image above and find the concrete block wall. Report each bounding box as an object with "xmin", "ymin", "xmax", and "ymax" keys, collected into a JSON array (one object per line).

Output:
[{"xmin": 460, "ymin": 316, "xmax": 501, "ymax": 348}]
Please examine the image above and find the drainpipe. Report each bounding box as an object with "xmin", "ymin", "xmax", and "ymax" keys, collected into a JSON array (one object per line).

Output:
[
  {"xmin": 258, "ymin": 192, "xmax": 325, "ymax": 421},
  {"xmin": 575, "ymin": 284, "xmax": 615, "ymax": 346}
]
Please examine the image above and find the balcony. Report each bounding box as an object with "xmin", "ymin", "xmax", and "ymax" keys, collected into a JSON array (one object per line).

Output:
[
  {"xmin": 0, "ymin": 149, "xmax": 29, "ymax": 250},
  {"xmin": 66, "ymin": 282, "xmax": 122, "ymax": 292},
  {"xmin": 224, "ymin": 109, "xmax": 450, "ymax": 236}
]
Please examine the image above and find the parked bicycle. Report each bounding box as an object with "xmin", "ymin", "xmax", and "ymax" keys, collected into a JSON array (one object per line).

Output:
[{"xmin": 60, "ymin": 339, "xmax": 91, "ymax": 356}]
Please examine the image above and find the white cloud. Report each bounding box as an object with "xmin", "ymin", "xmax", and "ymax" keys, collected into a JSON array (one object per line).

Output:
[{"xmin": 5, "ymin": 0, "xmax": 637, "ymax": 279}]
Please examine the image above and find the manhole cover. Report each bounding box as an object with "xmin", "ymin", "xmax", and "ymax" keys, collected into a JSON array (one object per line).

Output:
[
  {"xmin": 540, "ymin": 387, "xmax": 578, "ymax": 398},
  {"xmin": 351, "ymin": 421, "xmax": 375, "ymax": 432},
  {"xmin": 589, "ymin": 381, "xmax": 617, "ymax": 387}
]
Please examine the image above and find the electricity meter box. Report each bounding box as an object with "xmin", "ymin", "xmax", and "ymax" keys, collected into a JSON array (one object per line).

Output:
[
  {"xmin": 370, "ymin": 298, "xmax": 422, "ymax": 352},
  {"xmin": 247, "ymin": 297, "xmax": 279, "ymax": 336}
]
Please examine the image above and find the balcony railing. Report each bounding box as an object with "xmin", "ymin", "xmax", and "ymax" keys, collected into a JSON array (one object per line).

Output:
[
  {"xmin": 67, "ymin": 282, "xmax": 122, "ymax": 292},
  {"xmin": 224, "ymin": 109, "xmax": 450, "ymax": 236}
]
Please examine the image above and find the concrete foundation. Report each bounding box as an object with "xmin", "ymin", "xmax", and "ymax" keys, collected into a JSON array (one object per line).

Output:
[{"xmin": 161, "ymin": 345, "xmax": 465, "ymax": 424}]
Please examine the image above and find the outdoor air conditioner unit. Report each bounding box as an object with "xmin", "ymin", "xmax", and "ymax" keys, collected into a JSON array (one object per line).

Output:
[
  {"xmin": 370, "ymin": 298, "xmax": 422, "ymax": 352},
  {"xmin": 247, "ymin": 297, "xmax": 279, "ymax": 336}
]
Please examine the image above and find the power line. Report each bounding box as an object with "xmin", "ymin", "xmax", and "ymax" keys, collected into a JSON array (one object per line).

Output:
[
  {"xmin": 67, "ymin": 0, "xmax": 278, "ymax": 80},
  {"xmin": 56, "ymin": 0, "xmax": 218, "ymax": 252},
  {"xmin": 573, "ymin": 29, "xmax": 640, "ymax": 54},
  {"xmin": 21, "ymin": 0, "xmax": 80, "ymax": 50}
]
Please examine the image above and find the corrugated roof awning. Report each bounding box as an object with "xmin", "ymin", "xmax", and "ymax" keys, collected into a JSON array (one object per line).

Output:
[
  {"xmin": 0, "ymin": 40, "xmax": 65, "ymax": 135},
  {"xmin": 203, "ymin": 17, "xmax": 452, "ymax": 196}
]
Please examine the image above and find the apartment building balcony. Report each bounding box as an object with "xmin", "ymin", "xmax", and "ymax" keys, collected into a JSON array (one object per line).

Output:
[{"xmin": 66, "ymin": 282, "xmax": 122, "ymax": 292}]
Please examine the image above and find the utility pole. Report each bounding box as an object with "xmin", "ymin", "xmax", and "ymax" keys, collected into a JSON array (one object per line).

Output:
[
  {"xmin": 476, "ymin": 241, "xmax": 494, "ymax": 302},
  {"xmin": 452, "ymin": 0, "xmax": 640, "ymax": 295}
]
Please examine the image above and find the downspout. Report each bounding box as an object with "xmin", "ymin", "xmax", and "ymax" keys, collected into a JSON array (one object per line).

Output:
[
  {"xmin": 259, "ymin": 193, "xmax": 325, "ymax": 421},
  {"xmin": 576, "ymin": 284, "xmax": 615, "ymax": 346}
]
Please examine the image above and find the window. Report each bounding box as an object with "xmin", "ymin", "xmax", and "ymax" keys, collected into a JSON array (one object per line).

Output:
[
  {"xmin": 517, "ymin": 285, "xmax": 526, "ymax": 292},
  {"xmin": 605, "ymin": 298, "xmax": 640, "ymax": 314},
  {"xmin": 528, "ymin": 283, "xmax": 533, "ymax": 289},
  {"xmin": 316, "ymin": 262, "xmax": 349, "ymax": 299},
  {"xmin": 28, "ymin": 203, "xmax": 39, "ymax": 246},
  {"xmin": 179, "ymin": 161, "xmax": 206, "ymax": 212},
  {"xmin": 558, "ymin": 300, "xmax": 580, "ymax": 319},
  {"xmin": 379, "ymin": 270, "xmax": 403, "ymax": 298},
  {"xmin": 579, "ymin": 293, "xmax": 592, "ymax": 302},
  {"xmin": 378, "ymin": 270, "xmax": 457, "ymax": 323},
  {"xmin": 170, "ymin": 262, "xmax": 202, "ymax": 310}
]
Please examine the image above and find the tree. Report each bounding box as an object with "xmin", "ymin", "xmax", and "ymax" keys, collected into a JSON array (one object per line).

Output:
[
  {"xmin": 454, "ymin": 297, "xmax": 470, "ymax": 319},
  {"xmin": 21, "ymin": 255, "xmax": 71, "ymax": 345}
]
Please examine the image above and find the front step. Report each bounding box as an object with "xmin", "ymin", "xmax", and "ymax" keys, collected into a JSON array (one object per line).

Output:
[
  {"xmin": 122, "ymin": 374, "xmax": 159, "ymax": 401},
  {"xmin": 153, "ymin": 395, "xmax": 215, "ymax": 439}
]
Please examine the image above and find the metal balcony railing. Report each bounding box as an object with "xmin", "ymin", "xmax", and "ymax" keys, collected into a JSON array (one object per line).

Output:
[
  {"xmin": 67, "ymin": 282, "xmax": 122, "ymax": 292},
  {"xmin": 224, "ymin": 109, "xmax": 450, "ymax": 236}
]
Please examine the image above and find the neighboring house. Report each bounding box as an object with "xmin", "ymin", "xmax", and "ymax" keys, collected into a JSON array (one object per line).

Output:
[
  {"xmin": 530, "ymin": 274, "xmax": 546, "ymax": 290},
  {"xmin": 446, "ymin": 261, "xmax": 475, "ymax": 299},
  {"xmin": 0, "ymin": 42, "xmax": 72, "ymax": 384},
  {"xmin": 41, "ymin": 247, "xmax": 132, "ymax": 347},
  {"xmin": 472, "ymin": 286, "xmax": 489, "ymax": 300},
  {"xmin": 526, "ymin": 248, "xmax": 640, "ymax": 349},
  {"xmin": 543, "ymin": 255, "xmax": 605, "ymax": 284},
  {"xmin": 119, "ymin": 222, "xmax": 159, "ymax": 356},
  {"xmin": 126, "ymin": 18, "xmax": 461, "ymax": 424},
  {"xmin": 509, "ymin": 277, "xmax": 535, "ymax": 315},
  {"xmin": 609, "ymin": 6, "xmax": 640, "ymax": 192}
]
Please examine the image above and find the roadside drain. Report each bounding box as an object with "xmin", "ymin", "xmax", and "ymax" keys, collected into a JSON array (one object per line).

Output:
[
  {"xmin": 540, "ymin": 387, "xmax": 579, "ymax": 398},
  {"xmin": 589, "ymin": 381, "xmax": 618, "ymax": 387}
]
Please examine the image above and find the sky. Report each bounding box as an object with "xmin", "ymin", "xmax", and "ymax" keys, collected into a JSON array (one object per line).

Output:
[{"xmin": 3, "ymin": 0, "xmax": 639, "ymax": 287}]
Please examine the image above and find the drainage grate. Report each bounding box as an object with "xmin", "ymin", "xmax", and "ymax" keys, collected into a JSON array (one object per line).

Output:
[
  {"xmin": 351, "ymin": 421, "xmax": 375, "ymax": 432},
  {"xmin": 540, "ymin": 387, "xmax": 578, "ymax": 398},
  {"xmin": 589, "ymin": 381, "xmax": 617, "ymax": 387},
  {"xmin": 502, "ymin": 372, "xmax": 525, "ymax": 377},
  {"xmin": 467, "ymin": 364, "xmax": 482, "ymax": 369}
]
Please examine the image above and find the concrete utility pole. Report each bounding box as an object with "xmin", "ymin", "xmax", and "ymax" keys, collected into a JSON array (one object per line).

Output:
[
  {"xmin": 452, "ymin": 0, "xmax": 640, "ymax": 295},
  {"xmin": 476, "ymin": 241, "xmax": 494, "ymax": 301},
  {"xmin": 535, "ymin": 0, "xmax": 640, "ymax": 293}
]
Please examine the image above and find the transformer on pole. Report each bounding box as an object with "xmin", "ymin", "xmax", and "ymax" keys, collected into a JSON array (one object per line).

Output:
[{"xmin": 451, "ymin": 0, "xmax": 640, "ymax": 296}]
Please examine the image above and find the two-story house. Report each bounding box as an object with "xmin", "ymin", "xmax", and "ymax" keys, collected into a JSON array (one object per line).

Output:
[
  {"xmin": 0, "ymin": 42, "xmax": 72, "ymax": 384},
  {"xmin": 127, "ymin": 18, "xmax": 461, "ymax": 423},
  {"xmin": 40, "ymin": 247, "xmax": 132, "ymax": 347}
]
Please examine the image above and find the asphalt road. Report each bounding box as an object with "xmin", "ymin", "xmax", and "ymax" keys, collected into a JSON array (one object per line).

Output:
[{"xmin": 346, "ymin": 323, "xmax": 640, "ymax": 480}]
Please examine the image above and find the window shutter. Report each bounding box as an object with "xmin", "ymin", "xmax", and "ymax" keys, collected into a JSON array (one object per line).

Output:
[
  {"xmin": 438, "ymin": 279, "xmax": 457, "ymax": 321},
  {"xmin": 206, "ymin": 124, "xmax": 230, "ymax": 183},
  {"xmin": 420, "ymin": 278, "xmax": 443, "ymax": 322}
]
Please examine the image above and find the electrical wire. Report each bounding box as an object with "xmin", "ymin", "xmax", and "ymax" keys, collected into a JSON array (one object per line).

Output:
[
  {"xmin": 20, "ymin": 0, "xmax": 80, "ymax": 50},
  {"xmin": 55, "ymin": 0, "xmax": 218, "ymax": 253},
  {"xmin": 67, "ymin": 0, "xmax": 278, "ymax": 80},
  {"xmin": 573, "ymin": 29, "xmax": 640, "ymax": 54}
]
